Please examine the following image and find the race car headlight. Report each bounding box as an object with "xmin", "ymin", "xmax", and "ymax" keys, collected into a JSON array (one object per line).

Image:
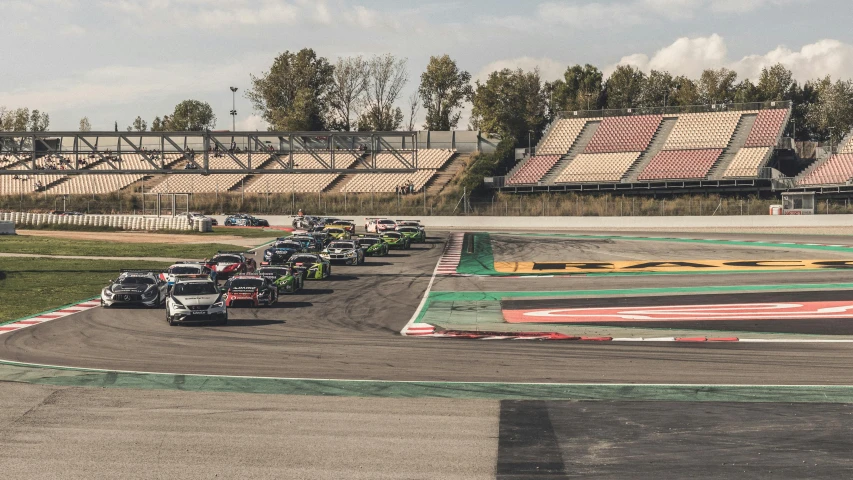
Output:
[
  {"xmin": 172, "ymin": 298, "xmax": 187, "ymax": 309},
  {"xmin": 103, "ymin": 288, "xmax": 113, "ymax": 297}
]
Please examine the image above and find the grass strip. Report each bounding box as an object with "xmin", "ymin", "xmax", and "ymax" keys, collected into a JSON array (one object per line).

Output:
[
  {"xmin": 0, "ymin": 235, "xmax": 248, "ymax": 258},
  {"xmin": 0, "ymin": 257, "xmax": 171, "ymax": 322}
]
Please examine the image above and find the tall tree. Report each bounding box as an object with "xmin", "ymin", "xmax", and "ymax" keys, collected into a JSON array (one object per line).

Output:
[
  {"xmin": 790, "ymin": 80, "xmax": 818, "ymax": 140},
  {"xmin": 0, "ymin": 108, "xmax": 31, "ymax": 131},
  {"xmin": 168, "ymin": 100, "xmax": 216, "ymax": 131},
  {"xmin": 114, "ymin": 121, "xmax": 118, "ymax": 132},
  {"xmin": 551, "ymin": 64, "xmax": 604, "ymax": 112},
  {"xmin": 638, "ymin": 70, "xmax": 674, "ymax": 108},
  {"xmin": 328, "ymin": 56, "xmax": 368, "ymax": 131},
  {"xmin": 358, "ymin": 54, "xmax": 408, "ymax": 131},
  {"xmin": 698, "ymin": 68, "xmax": 738, "ymax": 104},
  {"xmin": 406, "ymin": 91, "xmax": 420, "ymax": 132},
  {"xmin": 418, "ymin": 54, "xmax": 472, "ymax": 130},
  {"xmin": 757, "ymin": 63, "xmax": 794, "ymax": 101},
  {"xmin": 469, "ymin": 67, "xmax": 547, "ymax": 143},
  {"xmin": 805, "ymin": 76, "xmax": 853, "ymax": 144},
  {"xmin": 132, "ymin": 116, "xmax": 147, "ymax": 132},
  {"xmin": 27, "ymin": 109, "xmax": 49, "ymax": 132},
  {"xmin": 671, "ymin": 76, "xmax": 700, "ymax": 106},
  {"xmin": 604, "ymin": 65, "xmax": 646, "ymax": 109},
  {"xmin": 247, "ymin": 48, "xmax": 334, "ymax": 131},
  {"xmin": 733, "ymin": 79, "xmax": 759, "ymax": 103},
  {"xmin": 150, "ymin": 116, "xmax": 164, "ymax": 132},
  {"xmin": 78, "ymin": 117, "xmax": 92, "ymax": 132}
]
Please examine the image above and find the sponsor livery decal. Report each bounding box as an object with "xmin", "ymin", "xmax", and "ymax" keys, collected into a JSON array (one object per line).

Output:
[{"xmin": 494, "ymin": 259, "xmax": 853, "ymax": 274}]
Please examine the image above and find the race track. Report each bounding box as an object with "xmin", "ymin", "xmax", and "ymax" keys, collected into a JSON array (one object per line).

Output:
[{"xmin": 3, "ymin": 231, "xmax": 853, "ymax": 385}]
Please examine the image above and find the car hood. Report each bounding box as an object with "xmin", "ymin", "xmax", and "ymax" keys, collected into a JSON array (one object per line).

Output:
[
  {"xmin": 174, "ymin": 294, "xmax": 220, "ymax": 306},
  {"xmin": 109, "ymin": 284, "xmax": 155, "ymax": 294}
]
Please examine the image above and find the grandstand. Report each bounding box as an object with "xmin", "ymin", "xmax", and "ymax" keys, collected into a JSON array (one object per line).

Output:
[{"xmin": 500, "ymin": 102, "xmax": 793, "ymax": 192}]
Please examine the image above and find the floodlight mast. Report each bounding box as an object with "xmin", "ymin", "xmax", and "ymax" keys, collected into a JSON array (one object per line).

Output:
[{"xmin": 230, "ymin": 87, "xmax": 238, "ymax": 132}]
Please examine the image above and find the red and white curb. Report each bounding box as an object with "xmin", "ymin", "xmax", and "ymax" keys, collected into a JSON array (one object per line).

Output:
[
  {"xmin": 0, "ymin": 300, "xmax": 99, "ymax": 335},
  {"xmin": 436, "ymin": 232, "xmax": 464, "ymax": 275}
]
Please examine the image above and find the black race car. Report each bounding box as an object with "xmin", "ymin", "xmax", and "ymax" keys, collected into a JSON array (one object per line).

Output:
[
  {"xmin": 224, "ymin": 213, "xmax": 269, "ymax": 227},
  {"xmin": 101, "ymin": 270, "xmax": 168, "ymax": 308},
  {"xmin": 261, "ymin": 240, "xmax": 305, "ymax": 265}
]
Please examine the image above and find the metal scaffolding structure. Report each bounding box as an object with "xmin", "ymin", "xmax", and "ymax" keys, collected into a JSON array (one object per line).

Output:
[{"xmin": 0, "ymin": 131, "xmax": 418, "ymax": 175}]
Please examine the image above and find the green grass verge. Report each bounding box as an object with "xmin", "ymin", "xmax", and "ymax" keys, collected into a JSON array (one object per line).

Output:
[
  {"xmin": 18, "ymin": 223, "xmax": 125, "ymax": 233},
  {"xmin": 0, "ymin": 235, "xmax": 247, "ymax": 258},
  {"xmin": 0, "ymin": 257, "xmax": 171, "ymax": 322}
]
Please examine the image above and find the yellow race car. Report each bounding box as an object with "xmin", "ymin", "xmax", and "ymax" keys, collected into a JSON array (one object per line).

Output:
[{"xmin": 323, "ymin": 226, "xmax": 352, "ymax": 240}]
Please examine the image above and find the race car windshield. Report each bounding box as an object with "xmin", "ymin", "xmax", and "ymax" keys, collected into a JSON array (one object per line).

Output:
[
  {"xmin": 358, "ymin": 239, "xmax": 378, "ymax": 246},
  {"xmin": 173, "ymin": 283, "xmax": 217, "ymax": 295},
  {"xmin": 379, "ymin": 220, "xmax": 395, "ymax": 225},
  {"xmin": 327, "ymin": 229, "xmax": 343, "ymax": 234},
  {"xmin": 260, "ymin": 268, "xmax": 289, "ymax": 276},
  {"xmin": 290, "ymin": 255, "xmax": 316, "ymax": 263},
  {"xmin": 169, "ymin": 266, "xmax": 201, "ymax": 274},
  {"xmin": 276, "ymin": 243, "xmax": 300, "ymax": 249},
  {"xmin": 229, "ymin": 279, "xmax": 265, "ymax": 289},
  {"xmin": 398, "ymin": 227, "xmax": 417, "ymax": 232},
  {"xmin": 329, "ymin": 242, "xmax": 352, "ymax": 249},
  {"xmin": 383, "ymin": 233, "xmax": 401, "ymax": 238},
  {"xmin": 213, "ymin": 255, "xmax": 242, "ymax": 263},
  {"xmin": 120, "ymin": 276, "xmax": 156, "ymax": 285}
]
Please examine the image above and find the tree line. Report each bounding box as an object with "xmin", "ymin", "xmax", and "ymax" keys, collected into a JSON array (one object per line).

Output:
[{"xmin": 3, "ymin": 49, "xmax": 852, "ymax": 150}]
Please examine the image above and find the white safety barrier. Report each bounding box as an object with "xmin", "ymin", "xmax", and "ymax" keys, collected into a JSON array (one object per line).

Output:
[
  {"xmin": 0, "ymin": 212, "xmax": 195, "ymax": 231},
  {"xmin": 0, "ymin": 221, "xmax": 15, "ymax": 235}
]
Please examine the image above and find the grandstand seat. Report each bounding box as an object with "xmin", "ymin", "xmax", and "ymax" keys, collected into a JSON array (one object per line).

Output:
[
  {"xmin": 744, "ymin": 109, "xmax": 788, "ymax": 147},
  {"xmin": 536, "ymin": 119, "xmax": 590, "ymax": 155},
  {"xmin": 584, "ymin": 115, "xmax": 662, "ymax": 154},
  {"xmin": 245, "ymin": 174, "xmax": 340, "ymax": 193},
  {"xmin": 722, "ymin": 147, "xmax": 771, "ymax": 178},
  {"xmin": 798, "ymin": 154, "xmax": 853, "ymax": 185},
  {"xmin": 340, "ymin": 170, "xmax": 436, "ymax": 193},
  {"xmin": 663, "ymin": 112, "xmax": 744, "ymax": 150},
  {"xmin": 506, "ymin": 155, "xmax": 561, "ymax": 184},
  {"xmin": 638, "ymin": 149, "xmax": 723, "ymax": 180},
  {"xmin": 554, "ymin": 152, "xmax": 641, "ymax": 183}
]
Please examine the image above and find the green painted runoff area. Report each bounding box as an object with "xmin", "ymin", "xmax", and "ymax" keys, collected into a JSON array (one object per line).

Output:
[
  {"xmin": 457, "ymin": 232, "xmax": 853, "ymax": 277},
  {"xmin": 2, "ymin": 360, "xmax": 853, "ymax": 402}
]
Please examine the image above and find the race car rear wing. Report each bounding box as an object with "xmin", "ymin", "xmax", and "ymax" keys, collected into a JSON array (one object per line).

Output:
[
  {"xmin": 395, "ymin": 219, "xmax": 422, "ymax": 223},
  {"xmin": 120, "ymin": 269, "xmax": 165, "ymax": 274},
  {"xmin": 216, "ymin": 251, "xmax": 248, "ymax": 254}
]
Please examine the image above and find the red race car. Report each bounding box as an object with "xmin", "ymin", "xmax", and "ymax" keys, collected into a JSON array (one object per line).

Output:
[
  {"xmin": 204, "ymin": 251, "xmax": 256, "ymax": 279},
  {"xmin": 222, "ymin": 275, "xmax": 278, "ymax": 307}
]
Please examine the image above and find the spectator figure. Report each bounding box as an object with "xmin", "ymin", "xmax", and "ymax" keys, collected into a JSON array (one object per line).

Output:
[
  {"xmin": 297, "ymin": 208, "xmax": 304, "ymax": 216},
  {"xmin": 230, "ymin": 141, "xmax": 236, "ymax": 153}
]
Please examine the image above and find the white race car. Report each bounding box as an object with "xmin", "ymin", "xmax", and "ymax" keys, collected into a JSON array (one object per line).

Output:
[{"xmin": 165, "ymin": 276, "xmax": 227, "ymax": 326}]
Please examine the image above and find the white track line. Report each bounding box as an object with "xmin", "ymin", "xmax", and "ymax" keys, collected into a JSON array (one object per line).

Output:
[{"xmin": 400, "ymin": 233, "xmax": 463, "ymax": 335}]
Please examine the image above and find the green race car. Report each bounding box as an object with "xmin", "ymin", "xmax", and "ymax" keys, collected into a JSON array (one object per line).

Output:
[
  {"xmin": 288, "ymin": 253, "xmax": 331, "ymax": 280},
  {"xmin": 396, "ymin": 226, "xmax": 426, "ymax": 243},
  {"xmin": 257, "ymin": 266, "xmax": 304, "ymax": 294},
  {"xmin": 380, "ymin": 231, "xmax": 411, "ymax": 250},
  {"xmin": 356, "ymin": 236, "xmax": 389, "ymax": 256}
]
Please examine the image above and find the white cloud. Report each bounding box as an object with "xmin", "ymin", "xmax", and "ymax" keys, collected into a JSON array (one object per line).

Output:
[
  {"xmin": 59, "ymin": 24, "xmax": 86, "ymax": 36},
  {"xmin": 483, "ymin": 0, "xmax": 785, "ymax": 29},
  {"xmin": 474, "ymin": 57, "xmax": 567, "ymax": 82},
  {"xmin": 609, "ymin": 35, "xmax": 853, "ymax": 82}
]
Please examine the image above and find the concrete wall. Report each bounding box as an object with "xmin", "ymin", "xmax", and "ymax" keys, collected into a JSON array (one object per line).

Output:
[
  {"xmin": 211, "ymin": 214, "xmax": 853, "ymax": 230},
  {"xmin": 0, "ymin": 221, "xmax": 15, "ymax": 235}
]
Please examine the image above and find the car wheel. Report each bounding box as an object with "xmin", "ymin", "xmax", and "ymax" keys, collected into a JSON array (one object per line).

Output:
[
  {"xmin": 150, "ymin": 294, "xmax": 161, "ymax": 308},
  {"xmin": 221, "ymin": 314, "xmax": 228, "ymax": 326},
  {"xmin": 167, "ymin": 314, "xmax": 176, "ymax": 326}
]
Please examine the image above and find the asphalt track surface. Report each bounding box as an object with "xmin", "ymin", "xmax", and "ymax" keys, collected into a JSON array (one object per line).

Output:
[{"xmin": 4, "ymin": 231, "xmax": 853, "ymax": 385}]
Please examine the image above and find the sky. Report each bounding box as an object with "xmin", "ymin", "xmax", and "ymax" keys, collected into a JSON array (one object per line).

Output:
[{"xmin": 1, "ymin": 0, "xmax": 851, "ymax": 131}]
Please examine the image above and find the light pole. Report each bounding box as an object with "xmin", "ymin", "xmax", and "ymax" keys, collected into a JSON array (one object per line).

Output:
[{"xmin": 229, "ymin": 86, "xmax": 238, "ymax": 132}]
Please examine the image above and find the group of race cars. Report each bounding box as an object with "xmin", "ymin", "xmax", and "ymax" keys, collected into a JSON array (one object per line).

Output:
[{"xmin": 99, "ymin": 217, "xmax": 427, "ymax": 326}]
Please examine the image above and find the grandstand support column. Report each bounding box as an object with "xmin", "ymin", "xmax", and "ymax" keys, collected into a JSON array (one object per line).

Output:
[{"xmin": 203, "ymin": 134, "xmax": 210, "ymax": 170}]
